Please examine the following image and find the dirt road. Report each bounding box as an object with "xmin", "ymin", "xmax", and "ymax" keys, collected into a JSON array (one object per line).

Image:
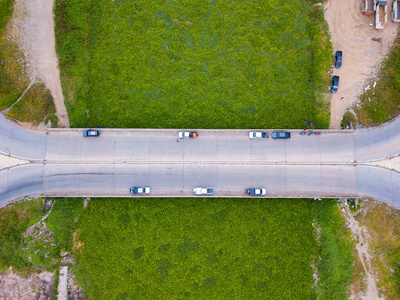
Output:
[
  {"xmin": 13, "ymin": 0, "xmax": 70, "ymax": 127},
  {"xmin": 324, "ymin": 0, "xmax": 398, "ymax": 129},
  {"xmin": 342, "ymin": 201, "xmax": 384, "ymax": 300}
]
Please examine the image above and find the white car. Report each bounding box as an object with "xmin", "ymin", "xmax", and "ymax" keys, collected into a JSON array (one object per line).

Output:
[
  {"xmin": 246, "ymin": 188, "xmax": 266, "ymax": 196},
  {"xmin": 249, "ymin": 132, "xmax": 269, "ymax": 139},
  {"xmin": 193, "ymin": 187, "xmax": 214, "ymax": 195},
  {"xmin": 178, "ymin": 131, "xmax": 198, "ymax": 138},
  {"xmin": 130, "ymin": 187, "xmax": 151, "ymax": 194}
]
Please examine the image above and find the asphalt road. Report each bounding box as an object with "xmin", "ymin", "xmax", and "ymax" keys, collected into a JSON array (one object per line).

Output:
[{"xmin": 0, "ymin": 116, "xmax": 399, "ymax": 208}]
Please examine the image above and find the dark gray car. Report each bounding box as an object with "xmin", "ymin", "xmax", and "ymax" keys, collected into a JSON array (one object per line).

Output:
[
  {"xmin": 272, "ymin": 132, "xmax": 291, "ymax": 139},
  {"xmin": 331, "ymin": 76, "xmax": 339, "ymax": 93},
  {"xmin": 335, "ymin": 51, "xmax": 342, "ymax": 68}
]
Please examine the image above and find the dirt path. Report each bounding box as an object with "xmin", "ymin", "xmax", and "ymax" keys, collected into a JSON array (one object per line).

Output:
[
  {"xmin": 324, "ymin": 0, "xmax": 398, "ymax": 129},
  {"xmin": 342, "ymin": 200, "xmax": 383, "ymax": 300},
  {"xmin": 12, "ymin": 0, "xmax": 70, "ymax": 128}
]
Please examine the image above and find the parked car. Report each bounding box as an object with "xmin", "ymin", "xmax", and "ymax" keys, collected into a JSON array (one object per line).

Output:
[
  {"xmin": 193, "ymin": 187, "xmax": 213, "ymax": 195},
  {"xmin": 130, "ymin": 187, "xmax": 151, "ymax": 194},
  {"xmin": 331, "ymin": 76, "xmax": 339, "ymax": 93},
  {"xmin": 249, "ymin": 132, "xmax": 269, "ymax": 139},
  {"xmin": 83, "ymin": 130, "xmax": 100, "ymax": 137},
  {"xmin": 272, "ymin": 132, "xmax": 291, "ymax": 139},
  {"xmin": 335, "ymin": 51, "xmax": 342, "ymax": 68},
  {"xmin": 179, "ymin": 131, "xmax": 198, "ymax": 138},
  {"xmin": 246, "ymin": 188, "xmax": 266, "ymax": 196}
]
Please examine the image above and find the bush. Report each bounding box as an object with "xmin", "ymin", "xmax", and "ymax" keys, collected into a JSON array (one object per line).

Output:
[
  {"xmin": 341, "ymin": 110, "xmax": 357, "ymax": 129},
  {"xmin": 45, "ymin": 114, "xmax": 59, "ymax": 127}
]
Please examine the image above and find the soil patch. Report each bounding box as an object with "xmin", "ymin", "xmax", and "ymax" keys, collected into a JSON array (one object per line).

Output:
[
  {"xmin": 324, "ymin": 0, "xmax": 398, "ymax": 128},
  {"xmin": 0, "ymin": 267, "xmax": 54, "ymax": 299}
]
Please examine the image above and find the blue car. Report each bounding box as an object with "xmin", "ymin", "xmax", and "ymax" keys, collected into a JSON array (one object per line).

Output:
[
  {"xmin": 83, "ymin": 130, "xmax": 100, "ymax": 137},
  {"xmin": 335, "ymin": 51, "xmax": 342, "ymax": 68}
]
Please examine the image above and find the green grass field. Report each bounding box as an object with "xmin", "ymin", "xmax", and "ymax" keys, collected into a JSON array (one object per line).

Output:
[
  {"xmin": 55, "ymin": 0, "xmax": 332, "ymax": 129},
  {"xmin": 71, "ymin": 198, "xmax": 354, "ymax": 299}
]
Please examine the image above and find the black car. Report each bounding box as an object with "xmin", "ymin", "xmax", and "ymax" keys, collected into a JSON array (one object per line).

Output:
[
  {"xmin": 331, "ymin": 76, "xmax": 339, "ymax": 93},
  {"xmin": 335, "ymin": 51, "xmax": 342, "ymax": 68},
  {"xmin": 83, "ymin": 130, "xmax": 100, "ymax": 137},
  {"xmin": 272, "ymin": 132, "xmax": 291, "ymax": 139}
]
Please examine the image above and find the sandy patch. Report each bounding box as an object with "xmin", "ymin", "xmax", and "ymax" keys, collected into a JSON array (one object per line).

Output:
[
  {"xmin": 324, "ymin": 0, "xmax": 398, "ymax": 129},
  {"xmin": 0, "ymin": 153, "xmax": 29, "ymax": 170},
  {"xmin": 367, "ymin": 155, "xmax": 400, "ymax": 171}
]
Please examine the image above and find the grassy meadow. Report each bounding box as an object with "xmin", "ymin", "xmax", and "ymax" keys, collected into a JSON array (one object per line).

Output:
[
  {"xmin": 0, "ymin": 198, "xmax": 356, "ymax": 298},
  {"xmin": 55, "ymin": 0, "xmax": 332, "ymax": 129},
  {"xmin": 69, "ymin": 198, "xmax": 354, "ymax": 299}
]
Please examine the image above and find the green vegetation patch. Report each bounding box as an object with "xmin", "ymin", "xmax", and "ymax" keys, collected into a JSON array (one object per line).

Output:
[
  {"xmin": 355, "ymin": 200, "xmax": 400, "ymax": 299},
  {"xmin": 315, "ymin": 200, "xmax": 354, "ymax": 299},
  {"xmin": 46, "ymin": 198, "xmax": 85, "ymax": 252},
  {"xmin": 44, "ymin": 114, "xmax": 59, "ymax": 128},
  {"xmin": 0, "ymin": 198, "xmax": 85, "ymax": 275},
  {"xmin": 19, "ymin": 198, "xmax": 85, "ymax": 273},
  {"xmin": 72, "ymin": 198, "xmax": 354, "ymax": 299},
  {"xmin": 341, "ymin": 110, "xmax": 357, "ymax": 129},
  {"xmin": 0, "ymin": 0, "xmax": 30, "ymax": 111},
  {"xmin": 0, "ymin": 35, "xmax": 30, "ymax": 111},
  {"xmin": 6, "ymin": 81, "xmax": 56, "ymax": 124},
  {"xmin": 355, "ymin": 35, "xmax": 400, "ymax": 126},
  {"xmin": 0, "ymin": 0, "xmax": 14, "ymax": 34},
  {"xmin": 55, "ymin": 0, "xmax": 331, "ymax": 129},
  {"xmin": 0, "ymin": 199, "xmax": 44, "ymax": 274}
]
